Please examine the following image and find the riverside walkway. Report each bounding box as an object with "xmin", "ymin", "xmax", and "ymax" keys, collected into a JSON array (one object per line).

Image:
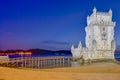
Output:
[{"xmin": 0, "ymin": 56, "xmax": 72, "ymax": 69}]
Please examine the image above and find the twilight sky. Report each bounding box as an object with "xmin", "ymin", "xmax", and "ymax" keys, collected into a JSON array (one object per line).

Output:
[{"xmin": 0, "ymin": 0, "xmax": 120, "ymax": 50}]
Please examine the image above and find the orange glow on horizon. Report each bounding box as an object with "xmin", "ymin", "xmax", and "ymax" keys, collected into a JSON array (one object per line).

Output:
[
  {"xmin": 18, "ymin": 51, "xmax": 32, "ymax": 55},
  {"xmin": 25, "ymin": 52, "xmax": 32, "ymax": 55}
]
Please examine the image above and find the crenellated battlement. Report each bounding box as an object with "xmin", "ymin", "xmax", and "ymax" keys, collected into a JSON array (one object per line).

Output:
[{"xmin": 87, "ymin": 7, "xmax": 115, "ymax": 26}]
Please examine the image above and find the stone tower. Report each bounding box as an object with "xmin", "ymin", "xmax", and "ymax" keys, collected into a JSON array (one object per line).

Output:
[{"xmin": 71, "ymin": 7, "xmax": 116, "ymax": 61}]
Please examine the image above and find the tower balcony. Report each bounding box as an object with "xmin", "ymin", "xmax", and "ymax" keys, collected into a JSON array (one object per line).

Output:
[{"xmin": 89, "ymin": 21, "xmax": 116, "ymax": 27}]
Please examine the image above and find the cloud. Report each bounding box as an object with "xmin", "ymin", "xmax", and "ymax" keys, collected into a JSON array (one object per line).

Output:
[{"xmin": 42, "ymin": 40, "xmax": 70, "ymax": 45}]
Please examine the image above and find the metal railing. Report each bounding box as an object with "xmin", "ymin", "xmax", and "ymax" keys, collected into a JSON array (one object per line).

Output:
[{"xmin": 0, "ymin": 56, "xmax": 72, "ymax": 69}]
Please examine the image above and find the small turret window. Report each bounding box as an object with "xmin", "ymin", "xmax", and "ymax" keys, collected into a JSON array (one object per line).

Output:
[{"xmin": 103, "ymin": 27, "xmax": 105, "ymax": 31}]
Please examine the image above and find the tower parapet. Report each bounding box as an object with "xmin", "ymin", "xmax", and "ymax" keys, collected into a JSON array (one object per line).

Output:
[{"xmin": 87, "ymin": 8, "xmax": 115, "ymax": 27}]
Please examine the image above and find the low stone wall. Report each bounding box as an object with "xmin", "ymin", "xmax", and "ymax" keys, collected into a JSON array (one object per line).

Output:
[{"xmin": 71, "ymin": 58, "xmax": 117, "ymax": 66}]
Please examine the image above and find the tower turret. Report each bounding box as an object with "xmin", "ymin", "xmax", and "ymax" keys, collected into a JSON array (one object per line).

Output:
[
  {"xmin": 109, "ymin": 8, "xmax": 112, "ymax": 15},
  {"xmin": 93, "ymin": 7, "xmax": 97, "ymax": 14},
  {"xmin": 71, "ymin": 45, "xmax": 74, "ymax": 50},
  {"xmin": 78, "ymin": 41, "xmax": 82, "ymax": 48}
]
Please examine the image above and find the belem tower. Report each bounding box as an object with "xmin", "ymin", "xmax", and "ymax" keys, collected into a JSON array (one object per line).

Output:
[{"xmin": 71, "ymin": 7, "xmax": 116, "ymax": 63}]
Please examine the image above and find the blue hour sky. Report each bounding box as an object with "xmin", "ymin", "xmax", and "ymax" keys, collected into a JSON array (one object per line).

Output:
[{"xmin": 0, "ymin": 0, "xmax": 120, "ymax": 50}]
